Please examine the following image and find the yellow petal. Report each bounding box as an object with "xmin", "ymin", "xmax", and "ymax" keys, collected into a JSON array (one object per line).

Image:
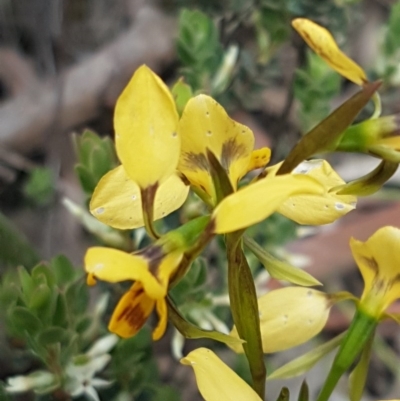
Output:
[
  {"xmin": 114, "ymin": 65, "xmax": 180, "ymax": 188},
  {"xmin": 84, "ymin": 247, "xmax": 165, "ymax": 299},
  {"xmin": 230, "ymin": 288, "xmax": 331, "ymax": 353},
  {"xmin": 246, "ymin": 148, "xmax": 272, "ymax": 172},
  {"xmin": 292, "ymin": 18, "xmax": 367, "ymax": 86},
  {"xmin": 350, "ymin": 226, "xmax": 400, "ymax": 315},
  {"xmin": 178, "ymin": 95, "xmax": 254, "ymax": 201},
  {"xmin": 90, "ymin": 166, "xmax": 189, "ymax": 230},
  {"xmin": 181, "ymin": 348, "xmax": 262, "ymax": 401},
  {"xmin": 156, "ymin": 251, "xmax": 184, "ymax": 289},
  {"xmin": 108, "ymin": 282, "xmax": 155, "ymax": 338},
  {"xmin": 152, "ymin": 298, "xmax": 168, "ymax": 340},
  {"xmin": 212, "ymin": 174, "xmax": 323, "ymax": 233},
  {"xmin": 270, "ymin": 160, "xmax": 356, "ymax": 225}
]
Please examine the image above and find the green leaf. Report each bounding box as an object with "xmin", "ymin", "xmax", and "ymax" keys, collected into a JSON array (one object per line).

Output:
[
  {"xmin": 29, "ymin": 284, "xmax": 51, "ymax": 310},
  {"xmin": 226, "ymin": 232, "xmax": 266, "ymax": 398},
  {"xmin": 277, "ymin": 81, "xmax": 381, "ymax": 175},
  {"xmin": 167, "ymin": 297, "xmax": 243, "ymax": 348},
  {"xmin": 75, "ymin": 316, "xmax": 91, "ymax": 334},
  {"xmin": 9, "ymin": 306, "xmax": 42, "ymax": 335},
  {"xmin": 23, "ymin": 167, "xmax": 55, "ymax": 206},
  {"xmin": 65, "ymin": 280, "xmax": 89, "ymax": 316},
  {"xmin": 18, "ymin": 266, "xmax": 34, "ymax": 301},
  {"xmin": 268, "ymin": 332, "xmax": 346, "ymax": 380},
  {"xmin": 276, "ymin": 387, "xmax": 290, "ymax": 401},
  {"xmin": 349, "ymin": 334, "xmax": 374, "ymax": 401},
  {"xmin": 32, "ymin": 264, "xmax": 55, "ymax": 287},
  {"xmin": 0, "ymin": 212, "xmax": 39, "ymax": 268},
  {"xmin": 51, "ymin": 255, "xmax": 76, "ymax": 285},
  {"xmin": 298, "ymin": 381, "xmax": 309, "ymax": 401},
  {"xmin": 75, "ymin": 164, "xmax": 98, "ymax": 194},
  {"xmin": 52, "ymin": 293, "xmax": 68, "ymax": 327},
  {"xmin": 244, "ymin": 237, "xmax": 321, "ymax": 287},
  {"xmin": 171, "ymin": 78, "xmax": 193, "ymax": 115},
  {"xmin": 37, "ymin": 326, "xmax": 68, "ymax": 346}
]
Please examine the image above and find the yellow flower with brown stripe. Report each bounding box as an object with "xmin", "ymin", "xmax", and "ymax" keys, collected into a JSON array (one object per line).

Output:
[
  {"xmin": 85, "ymin": 244, "xmax": 183, "ymax": 340},
  {"xmin": 350, "ymin": 226, "xmax": 400, "ymax": 320},
  {"xmin": 178, "ymin": 95, "xmax": 271, "ymax": 205}
]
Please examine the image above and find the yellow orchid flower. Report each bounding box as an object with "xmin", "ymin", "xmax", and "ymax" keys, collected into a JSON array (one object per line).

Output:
[
  {"xmin": 292, "ymin": 18, "xmax": 367, "ymax": 86},
  {"xmin": 85, "ymin": 245, "xmax": 183, "ymax": 340},
  {"xmin": 90, "ymin": 65, "xmax": 189, "ymax": 230},
  {"xmin": 230, "ymin": 287, "xmax": 333, "ymax": 353},
  {"xmin": 181, "ymin": 348, "xmax": 262, "ymax": 401},
  {"xmin": 178, "ymin": 94, "xmax": 271, "ymax": 205},
  {"xmin": 210, "ymin": 158, "xmax": 356, "ymax": 233},
  {"xmin": 350, "ymin": 226, "xmax": 400, "ymax": 319},
  {"xmin": 268, "ymin": 159, "xmax": 357, "ymax": 225}
]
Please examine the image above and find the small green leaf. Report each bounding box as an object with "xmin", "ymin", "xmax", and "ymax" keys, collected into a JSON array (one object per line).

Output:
[
  {"xmin": 167, "ymin": 297, "xmax": 243, "ymax": 348},
  {"xmin": 75, "ymin": 164, "xmax": 98, "ymax": 194},
  {"xmin": 51, "ymin": 255, "xmax": 76, "ymax": 285},
  {"xmin": 171, "ymin": 78, "xmax": 193, "ymax": 116},
  {"xmin": 9, "ymin": 306, "xmax": 42, "ymax": 335},
  {"xmin": 23, "ymin": 167, "xmax": 55, "ymax": 206},
  {"xmin": 244, "ymin": 237, "xmax": 321, "ymax": 287},
  {"xmin": 268, "ymin": 332, "xmax": 346, "ymax": 380},
  {"xmin": 18, "ymin": 266, "xmax": 34, "ymax": 301},
  {"xmin": 277, "ymin": 81, "xmax": 381, "ymax": 175},
  {"xmin": 276, "ymin": 387, "xmax": 290, "ymax": 401},
  {"xmin": 52, "ymin": 293, "xmax": 67, "ymax": 327},
  {"xmin": 65, "ymin": 280, "xmax": 89, "ymax": 316},
  {"xmin": 32, "ymin": 264, "xmax": 55, "ymax": 287},
  {"xmin": 298, "ymin": 381, "xmax": 309, "ymax": 401},
  {"xmin": 37, "ymin": 326, "xmax": 68, "ymax": 346},
  {"xmin": 75, "ymin": 316, "xmax": 92, "ymax": 334},
  {"xmin": 29, "ymin": 284, "xmax": 51, "ymax": 310}
]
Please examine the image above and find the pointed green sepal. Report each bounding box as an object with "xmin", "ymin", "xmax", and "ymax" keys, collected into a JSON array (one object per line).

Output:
[
  {"xmin": 244, "ymin": 236, "xmax": 322, "ymax": 287},
  {"xmin": 316, "ymin": 309, "xmax": 378, "ymax": 401},
  {"xmin": 276, "ymin": 387, "xmax": 290, "ymax": 401},
  {"xmin": 332, "ymin": 160, "xmax": 398, "ymax": 196},
  {"xmin": 268, "ymin": 331, "xmax": 346, "ymax": 380},
  {"xmin": 348, "ymin": 333, "xmax": 374, "ymax": 401},
  {"xmin": 277, "ymin": 81, "xmax": 382, "ymax": 175},
  {"xmin": 166, "ymin": 297, "xmax": 244, "ymax": 348},
  {"xmin": 298, "ymin": 381, "xmax": 309, "ymax": 401},
  {"xmin": 226, "ymin": 232, "xmax": 266, "ymax": 398}
]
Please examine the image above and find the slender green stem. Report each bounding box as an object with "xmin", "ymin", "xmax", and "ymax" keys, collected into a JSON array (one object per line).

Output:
[
  {"xmin": 317, "ymin": 309, "xmax": 377, "ymax": 401},
  {"xmin": 226, "ymin": 232, "xmax": 266, "ymax": 399}
]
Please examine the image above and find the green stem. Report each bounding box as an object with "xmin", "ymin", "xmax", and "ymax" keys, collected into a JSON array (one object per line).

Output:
[
  {"xmin": 316, "ymin": 309, "xmax": 377, "ymax": 401},
  {"xmin": 226, "ymin": 232, "xmax": 266, "ymax": 399}
]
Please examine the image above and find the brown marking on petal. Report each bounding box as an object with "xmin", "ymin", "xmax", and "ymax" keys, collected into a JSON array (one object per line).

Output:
[
  {"xmin": 220, "ymin": 138, "xmax": 247, "ymax": 170},
  {"xmin": 361, "ymin": 256, "xmax": 379, "ymax": 274},
  {"xmin": 177, "ymin": 172, "xmax": 191, "ymax": 186},
  {"xmin": 136, "ymin": 244, "xmax": 164, "ymax": 277},
  {"xmin": 181, "ymin": 152, "xmax": 209, "ymax": 172},
  {"xmin": 141, "ymin": 183, "xmax": 158, "ymax": 210}
]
